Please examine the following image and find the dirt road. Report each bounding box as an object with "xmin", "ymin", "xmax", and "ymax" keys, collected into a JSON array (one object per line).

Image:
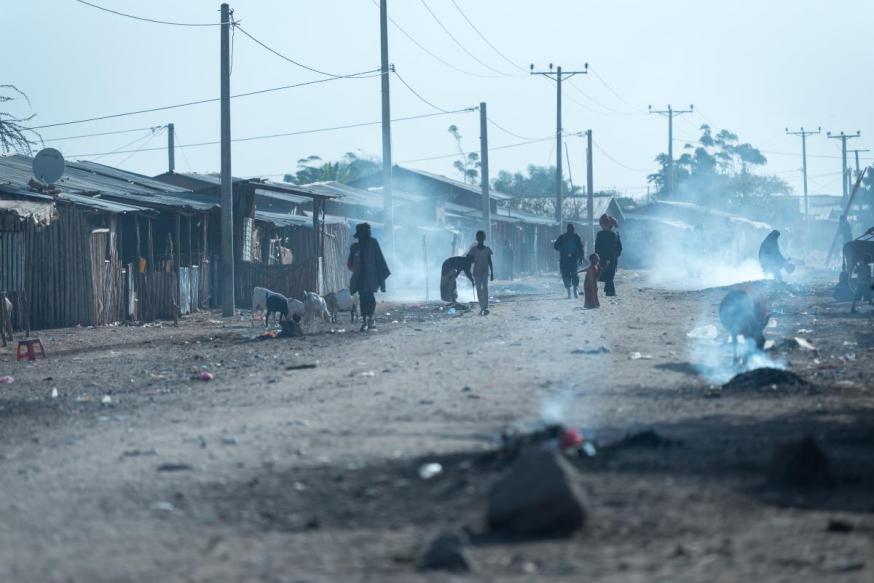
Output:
[{"xmin": 0, "ymin": 272, "xmax": 872, "ymax": 582}]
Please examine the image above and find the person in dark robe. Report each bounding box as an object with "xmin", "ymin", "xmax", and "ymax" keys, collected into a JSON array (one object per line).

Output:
[
  {"xmin": 503, "ymin": 239, "xmax": 515, "ymax": 281},
  {"xmin": 758, "ymin": 230, "xmax": 793, "ymax": 282},
  {"xmin": 440, "ymin": 255, "xmax": 474, "ymax": 304},
  {"xmin": 553, "ymin": 224, "xmax": 585, "ymax": 298},
  {"xmin": 348, "ymin": 223, "xmax": 390, "ymax": 332},
  {"xmin": 595, "ymin": 215, "xmax": 622, "ymax": 297}
]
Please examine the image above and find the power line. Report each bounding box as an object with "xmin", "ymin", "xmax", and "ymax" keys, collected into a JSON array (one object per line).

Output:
[
  {"xmin": 116, "ymin": 127, "xmax": 165, "ymax": 166},
  {"xmin": 588, "ymin": 68, "xmax": 646, "ymax": 114},
  {"xmin": 392, "ymin": 70, "xmax": 464, "ymax": 114},
  {"xmin": 234, "ymin": 25, "xmax": 376, "ymax": 79},
  {"xmin": 368, "ymin": 0, "xmax": 503, "ymax": 79},
  {"xmin": 399, "ymin": 135, "xmax": 558, "ymax": 164},
  {"xmin": 42, "ymin": 125, "xmax": 165, "ymax": 143},
  {"xmin": 417, "ymin": 0, "xmax": 517, "ymax": 77},
  {"xmin": 66, "ymin": 109, "xmax": 472, "ymax": 157},
  {"xmin": 447, "ymin": 0, "xmax": 527, "ymax": 73},
  {"xmin": 24, "ymin": 71, "xmax": 381, "ymax": 130},
  {"xmin": 590, "ymin": 139, "xmax": 651, "ymax": 172},
  {"xmin": 89, "ymin": 128, "xmax": 163, "ymax": 161},
  {"xmin": 72, "ymin": 0, "xmax": 221, "ymax": 27},
  {"xmin": 487, "ymin": 117, "xmax": 539, "ymax": 141}
]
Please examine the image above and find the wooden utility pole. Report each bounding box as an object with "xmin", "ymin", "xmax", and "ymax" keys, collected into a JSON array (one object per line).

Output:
[
  {"xmin": 530, "ymin": 63, "xmax": 588, "ymax": 225},
  {"xmin": 167, "ymin": 122, "xmax": 175, "ymax": 174},
  {"xmin": 785, "ymin": 127, "xmax": 820, "ymax": 224},
  {"xmin": 220, "ymin": 3, "xmax": 235, "ymax": 316},
  {"xmin": 827, "ymin": 130, "xmax": 861, "ymax": 207},
  {"xmin": 479, "ymin": 102, "xmax": 491, "ymax": 240},
  {"xmin": 586, "ymin": 129, "xmax": 594, "ymax": 251},
  {"xmin": 649, "ymin": 104, "xmax": 694, "ymax": 198},
  {"xmin": 379, "ymin": 0, "xmax": 394, "ymax": 256}
]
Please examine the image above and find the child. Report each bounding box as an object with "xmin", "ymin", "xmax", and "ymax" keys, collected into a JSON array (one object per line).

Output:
[
  {"xmin": 467, "ymin": 230, "xmax": 494, "ymax": 315},
  {"xmin": 583, "ymin": 253, "xmax": 601, "ymax": 309}
]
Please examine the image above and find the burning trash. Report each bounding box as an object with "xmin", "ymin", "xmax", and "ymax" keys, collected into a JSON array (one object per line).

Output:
[{"xmin": 500, "ymin": 422, "xmax": 597, "ymax": 459}]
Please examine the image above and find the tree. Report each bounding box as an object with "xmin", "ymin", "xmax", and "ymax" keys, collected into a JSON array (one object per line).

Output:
[
  {"xmin": 647, "ymin": 124, "xmax": 789, "ymax": 207},
  {"xmin": 0, "ymin": 85, "xmax": 38, "ymax": 155},
  {"xmin": 493, "ymin": 164, "xmax": 584, "ymax": 219},
  {"xmin": 284, "ymin": 152, "xmax": 380, "ymax": 185},
  {"xmin": 447, "ymin": 125, "xmax": 480, "ymax": 184}
]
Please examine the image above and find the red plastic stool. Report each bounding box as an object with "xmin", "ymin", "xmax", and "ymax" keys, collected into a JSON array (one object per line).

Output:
[{"xmin": 16, "ymin": 339, "xmax": 45, "ymax": 362}]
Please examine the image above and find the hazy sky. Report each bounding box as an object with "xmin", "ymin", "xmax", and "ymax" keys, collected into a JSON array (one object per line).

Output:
[{"xmin": 6, "ymin": 0, "xmax": 874, "ymax": 197}]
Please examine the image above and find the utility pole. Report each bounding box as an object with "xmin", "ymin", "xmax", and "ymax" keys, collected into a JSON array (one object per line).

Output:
[
  {"xmin": 827, "ymin": 130, "xmax": 861, "ymax": 207},
  {"xmin": 167, "ymin": 122, "xmax": 175, "ymax": 174},
  {"xmin": 219, "ymin": 3, "xmax": 235, "ymax": 317},
  {"xmin": 586, "ymin": 129, "xmax": 594, "ymax": 251},
  {"xmin": 848, "ymin": 148, "xmax": 869, "ymax": 178},
  {"xmin": 649, "ymin": 104, "xmax": 694, "ymax": 198},
  {"xmin": 785, "ymin": 126, "xmax": 821, "ymax": 223},
  {"xmin": 479, "ymin": 102, "xmax": 491, "ymax": 240},
  {"xmin": 530, "ymin": 63, "xmax": 588, "ymax": 225},
  {"xmin": 379, "ymin": 0, "xmax": 394, "ymax": 256}
]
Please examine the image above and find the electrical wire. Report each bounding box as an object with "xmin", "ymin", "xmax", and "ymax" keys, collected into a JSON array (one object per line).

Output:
[
  {"xmin": 447, "ymin": 0, "xmax": 527, "ymax": 73},
  {"xmin": 588, "ymin": 68, "xmax": 646, "ymax": 113},
  {"xmin": 116, "ymin": 127, "xmax": 165, "ymax": 166},
  {"xmin": 25, "ymin": 71, "xmax": 381, "ymax": 131},
  {"xmin": 399, "ymin": 135, "xmax": 556, "ymax": 164},
  {"xmin": 566, "ymin": 79, "xmax": 641, "ymax": 117},
  {"xmin": 368, "ymin": 0, "xmax": 504, "ymax": 79},
  {"xmin": 42, "ymin": 125, "xmax": 165, "ymax": 143},
  {"xmin": 417, "ymin": 0, "xmax": 518, "ymax": 77},
  {"xmin": 73, "ymin": 0, "xmax": 221, "ymax": 27},
  {"xmin": 88, "ymin": 128, "xmax": 162, "ymax": 161},
  {"xmin": 173, "ymin": 129, "xmax": 194, "ymax": 172},
  {"xmin": 392, "ymin": 70, "xmax": 463, "ymax": 114},
  {"xmin": 234, "ymin": 25, "xmax": 377, "ymax": 79},
  {"xmin": 590, "ymin": 139, "xmax": 651, "ymax": 172},
  {"xmin": 487, "ymin": 117, "xmax": 540, "ymax": 141},
  {"xmin": 66, "ymin": 110, "xmax": 471, "ymax": 157}
]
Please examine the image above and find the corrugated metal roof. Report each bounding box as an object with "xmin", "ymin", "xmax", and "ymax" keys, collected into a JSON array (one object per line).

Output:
[
  {"xmin": 307, "ymin": 181, "xmax": 425, "ymax": 209},
  {"xmin": 394, "ymin": 166, "xmax": 513, "ymax": 201},
  {"xmin": 255, "ymin": 210, "xmax": 345, "ymax": 228}
]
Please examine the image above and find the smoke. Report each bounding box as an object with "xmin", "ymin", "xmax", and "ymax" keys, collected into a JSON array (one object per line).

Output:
[{"xmin": 686, "ymin": 319, "xmax": 786, "ymax": 385}]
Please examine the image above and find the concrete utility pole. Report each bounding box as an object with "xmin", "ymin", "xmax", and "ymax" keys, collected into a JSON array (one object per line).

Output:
[
  {"xmin": 479, "ymin": 102, "xmax": 491, "ymax": 240},
  {"xmin": 379, "ymin": 0, "xmax": 394, "ymax": 256},
  {"xmin": 530, "ymin": 63, "xmax": 588, "ymax": 225},
  {"xmin": 220, "ymin": 3, "xmax": 235, "ymax": 316},
  {"xmin": 649, "ymin": 104, "xmax": 694, "ymax": 198},
  {"xmin": 827, "ymin": 130, "xmax": 861, "ymax": 207},
  {"xmin": 586, "ymin": 129, "xmax": 594, "ymax": 251},
  {"xmin": 785, "ymin": 126, "xmax": 821, "ymax": 223},
  {"xmin": 167, "ymin": 122, "xmax": 175, "ymax": 174},
  {"xmin": 848, "ymin": 148, "xmax": 869, "ymax": 179}
]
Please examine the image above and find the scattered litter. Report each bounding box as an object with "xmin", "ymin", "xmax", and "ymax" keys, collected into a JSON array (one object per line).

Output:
[
  {"xmin": 842, "ymin": 341, "xmax": 858, "ymax": 347},
  {"xmin": 151, "ymin": 501, "xmax": 176, "ymax": 513},
  {"xmin": 629, "ymin": 352, "xmax": 653, "ymax": 360},
  {"xmin": 571, "ymin": 346, "xmax": 610, "ymax": 355},
  {"xmin": 0, "ymin": 376, "xmax": 14, "ymax": 384},
  {"xmin": 769, "ymin": 435, "xmax": 831, "ymax": 487},
  {"xmin": 76, "ymin": 394, "xmax": 92, "ymax": 402},
  {"xmin": 360, "ymin": 371, "xmax": 376, "ymax": 377},
  {"xmin": 285, "ymin": 363, "xmax": 317, "ymax": 371},
  {"xmin": 50, "ymin": 388, "xmax": 58, "ymax": 399},
  {"xmin": 293, "ymin": 481, "xmax": 307, "ymax": 492},
  {"xmin": 220, "ymin": 436, "xmax": 239, "ymax": 445},
  {"xmin": 100, "ymin": 395, "xmax": 113, "ymax": 405},
  {"xmin": 447, "ymin": 308, "xmax": 457, "ymax": 316},
  {"xmin": 157, "ymin": 463, "xmax": 194, "ymax": 472},
  {"xmin": 794, "ymin": 337, "xmax": 817, "ymax": 351},
  {"xmin": 767, "ymin": 318, "xmax": 778, "ymax": 328},
  {"xmin": 418, "ymin": 462, "xmax": 443, "ymax": 480},
  {"xmin": 687, "ymin": 324, "xmax": 718, "ymax": 340},
  {"xmin": 722, "ymin": 368, "xmax": 810, "ymax": 392},
  {"xmin": 195, "ymin": 371, "xmax": 215, "ymax": 382},
  {"xmin": 122, "ymin": 448, "xmax": 158, "ymax": 457},
  {"xmin": 771, "ymin": 337, "xmax": 817, "ymax": 353},
  {"xmin": 797, "ymin": 328, "xmax": 812, "ymax": 334}
]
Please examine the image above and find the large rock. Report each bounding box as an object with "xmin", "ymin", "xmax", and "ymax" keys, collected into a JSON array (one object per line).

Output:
[
  {"xmin": 769, "ymin": 435, "xmax": 831, "ymax": 487},
  {"xmin": 488, "ymin": 449, "xmax": 588, "ymax": 536},
  {"xmin": 416, "ymin": 532, "xmax": 473, "ymax": 572}
]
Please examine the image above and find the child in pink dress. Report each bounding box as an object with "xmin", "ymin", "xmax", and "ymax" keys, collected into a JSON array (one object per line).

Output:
[{"xmin": 583, "ymin": 253, "xmax": 601, "ymax": 309}]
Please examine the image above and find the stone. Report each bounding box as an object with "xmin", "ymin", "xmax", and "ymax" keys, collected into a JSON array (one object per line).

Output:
[
  {"xmin": 416, "ymin": 532, "xmax": 473, "ymax": 572},
  {"xmin": 768, "ymin": 435, "xmax": 831, "ymax": 487},
  {"xmin": 488, "ymin": 449, "xmax": 588, "ymax": 536}
]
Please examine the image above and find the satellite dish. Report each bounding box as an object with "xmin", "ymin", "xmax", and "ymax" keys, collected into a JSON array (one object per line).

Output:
[{"xmin": 33, "ymin": 148, "xmax": 65, "ymax": 184}]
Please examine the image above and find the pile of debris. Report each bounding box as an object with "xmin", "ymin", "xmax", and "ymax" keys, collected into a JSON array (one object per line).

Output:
[{"xmin": 722, "ymin": 367, "xmax": 811, "ymax": 393}]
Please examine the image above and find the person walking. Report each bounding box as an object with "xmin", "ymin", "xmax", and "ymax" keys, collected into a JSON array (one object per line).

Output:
[
  {"xmin": 503, "ymin": 239, "xmax": 515, "ymax": 281},
  {"xmin": 582, "ymin": 253, "xmax": 601, "ymax": 309},
  {"xmin": 467, "ymin": 230, "xmax": 494, "ymax": 315},
  {"xmin": 348, "ymin": 222, "xmax": 391, "ymax": 331},
  {"xmin": 554, "ymin": 224, "xmax": 585, "ymax": 298},
  {"xmin": 595, "ymin": 215, "xmax": 622, "ymax": 297}
]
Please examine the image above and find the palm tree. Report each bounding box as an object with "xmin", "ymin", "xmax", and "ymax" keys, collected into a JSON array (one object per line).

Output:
[{"xmin": 0, "ymin": 85, "xmax": 39, "ymax": 154}]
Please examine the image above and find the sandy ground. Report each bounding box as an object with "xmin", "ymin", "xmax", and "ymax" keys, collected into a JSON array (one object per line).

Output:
[{"xmin": 0, "ymin": 271, "xmax": 872, "ymax": 582}]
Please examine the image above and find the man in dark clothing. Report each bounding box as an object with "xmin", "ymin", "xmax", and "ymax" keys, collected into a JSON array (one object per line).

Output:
[
  {"xmin": 595, "ymin": 214, "xmax": 622, "ymax": 297},
  {"xmin": 440, "ymin": 255, "xmax": 474, "ymax": 303},
  {"xmin": 554, "ymin": 224, "xmax": 585, "ymax": 298},
  {"xmin": 348, "ymin": 223, "xmax": 391, "ymax": 332},
  {"xmin": 758, "ymin": 229, "xmax": 793, "ymax": 282}
]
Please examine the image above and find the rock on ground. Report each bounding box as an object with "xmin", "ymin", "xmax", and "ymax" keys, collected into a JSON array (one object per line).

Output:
[
  {"xmin": 416, "ymin": 532, "xmax": 473, "ymax": 572},
  {"xmin": 723, "ymin": 367, "xmax": 810, "ymax": 392},
  {"xmin": 488, "ymin": 449, "xmax": 588, "ymax": 537}
]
